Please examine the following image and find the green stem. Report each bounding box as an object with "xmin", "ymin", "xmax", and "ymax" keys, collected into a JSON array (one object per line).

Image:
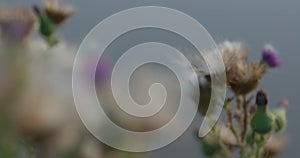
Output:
[
  {"xmin": 255, "ymin": 135, "xmax": 266, "ymax": 158},
  {"xmin": 225, "ymin": 102, "xmax": 240, "ymax": 145},
  {"xmin": 240, "ymin": 95, "xmax": 251, "ymax": 158},
  {"xmin": 241, "ymin": 95, "xmax": 249, "ymax": 143}
]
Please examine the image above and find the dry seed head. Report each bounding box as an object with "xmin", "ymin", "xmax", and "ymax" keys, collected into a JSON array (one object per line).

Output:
[
  {"xmin": 218, "ymin": 41, "xmax": 249, "ymax": 70},
  {"xmin": 227, "ymin": 62, "xmax": 266, "ymax": 95},
  {"xmin": 43, "ymin": 0, "xmax": 75, "ymax": 25},
  {"xmin": 193, "ymin": 41, "xmax": 249, "ymax": 77}
]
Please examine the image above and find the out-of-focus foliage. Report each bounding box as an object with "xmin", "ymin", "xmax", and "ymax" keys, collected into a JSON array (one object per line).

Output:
[{"xmin": 0, "ymin": 1, "xmax": 140, "ymax": 158}]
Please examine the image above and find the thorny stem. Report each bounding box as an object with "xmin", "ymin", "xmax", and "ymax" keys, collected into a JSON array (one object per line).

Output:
[
  {"xmin": 241, "ymin": 95, "xmax": 248, "ymax": 144},
  {"xmin": 236, "ymin": 96, "xmax": 242, "ymax": 112},
  {"xmin": 236, "ymin": 96, "xmax": 243, "ymax": 129},
  {"xmin": 225, "ymin": 100, "xmax": 240, "ymax": 145},
  {"xmin": 239, "ymin": 95, "xmax": 250, "ymax": 158},
  {"xmin": 248, "ymin": 131, "xmax": 257, "ymax": 158},
  {"xmin": 255, "ymin": 135, "xmax": 266, "ymax": 158}
]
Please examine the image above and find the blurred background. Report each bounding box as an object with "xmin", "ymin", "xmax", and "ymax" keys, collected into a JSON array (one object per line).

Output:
[{"xmin": 0, "ymin": 0, "xmax": 299, "ymax": 158}]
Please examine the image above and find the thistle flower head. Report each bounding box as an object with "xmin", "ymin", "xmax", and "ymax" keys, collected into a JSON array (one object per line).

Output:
[
  {"xmin": 218, "ymin": 41, "xmax": 249, "ymax": 70},
  {"xmin": 262, "ymin": 45, "xmax": 281, "ymax": 68},
  {"xmin": 192, "ymin": 41, "xmax": 248, "ymax": 76},
  {"xmin": 0, "ymin": 7, "xmax": 36, "ymax": 43},
  {"xmin": 43, "ymin": 0, "xmax": 75, "ymax": 25},
  {"xmin": 256, "ymin": 89, "xmax": 268, "ymax": 106},
  {"xmin": 227, "ymin": 62, "xmax": 266, "ymax": 95}
]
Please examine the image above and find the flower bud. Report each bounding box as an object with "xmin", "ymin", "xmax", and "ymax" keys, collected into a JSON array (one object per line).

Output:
[{"xmin": 256, "ymin": 89, "xmax": 268, "ymax": 106}]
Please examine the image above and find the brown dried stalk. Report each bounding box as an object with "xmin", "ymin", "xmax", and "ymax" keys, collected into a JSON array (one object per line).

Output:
[{"xmin": 241, "ymin": 95, "xmax": 248, "ymax": 143}]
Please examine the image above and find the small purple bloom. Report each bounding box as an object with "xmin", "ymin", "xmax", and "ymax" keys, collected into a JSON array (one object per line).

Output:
[
  {"xmin": 262, "ymin": 45, "xmax": 281, "ymax": 68},
  {"xmin": 256, "ymin": 89, "xmax": 268, "ymax": 106}
]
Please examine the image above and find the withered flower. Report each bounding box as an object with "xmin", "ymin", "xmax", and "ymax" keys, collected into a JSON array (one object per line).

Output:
[
  {"xmin": 227, "ymin": 62, "xmax": 266, "ymax": 95},
  {"xmin": 193, "ymin": 41, "xmax": 249, "ymax": 82},
  {"xmin": 0, "ymin": 7, "xmax": 36, "ymax": 43},
  {"xmin": 218, "ymin": 41, "xmax": 249, "ymax": 71},
  {"xmin": 43, "ymin": 0, "xmax": 75, "ymax": 25}
]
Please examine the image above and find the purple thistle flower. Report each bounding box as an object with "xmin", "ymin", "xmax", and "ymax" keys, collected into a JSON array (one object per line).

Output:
[
  {"xmin": 256, "ymin": 89, "xmax": 268, "ymax": 106},
  {"xmin": 262, "ymin": 45, "xmax": 281, "ymax": 68}
]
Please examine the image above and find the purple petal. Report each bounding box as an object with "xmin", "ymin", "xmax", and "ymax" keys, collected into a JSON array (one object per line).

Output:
[{"xmin": 262, "ymin": 45, "xmax": 281, "ymax": 68}]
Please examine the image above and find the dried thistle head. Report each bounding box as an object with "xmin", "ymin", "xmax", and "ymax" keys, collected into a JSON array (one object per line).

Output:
[
  {"xmin": 218, "ymin": 41, "xmax": 249, "ymax": 70},
  {"xmin": 227, "ymin": 62, "xmax": 266, "ymax": 95},
  {"xmin": 0, "ymin": 7, "xmax": 36, "ymax": 43},
  {"xmin": 193, "ymin": 41, "xmax": 249, "ymax": 81},
  {"xmin": 192, "ymin": 41, "xmax": 268, "ymax": 95},
  {"xmin": 43, "ymin": 0, "xmax": 75, "ymax": 25}
]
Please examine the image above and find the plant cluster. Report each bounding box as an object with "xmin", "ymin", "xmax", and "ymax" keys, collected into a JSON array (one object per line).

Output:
[{"xmin": 195, "ymin": 41, "xmax": 288, "ymax": 158}]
